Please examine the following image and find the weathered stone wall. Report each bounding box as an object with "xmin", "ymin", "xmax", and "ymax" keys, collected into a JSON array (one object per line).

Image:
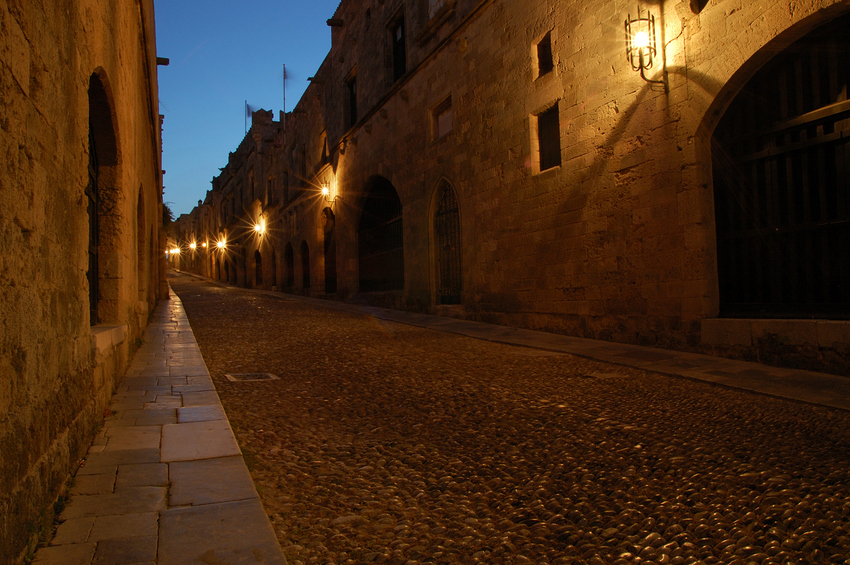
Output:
[
  {"xmin": 176, "ymin": 0, "xmax": 850, "ymax": 371},
  {"xmin": 0, "ymin": 0, "xmax": 163, "ymax": 560}
]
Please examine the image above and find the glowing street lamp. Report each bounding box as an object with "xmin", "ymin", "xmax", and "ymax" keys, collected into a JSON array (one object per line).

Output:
[
  {"xmin": 625, "ymin": 6, "xmax": 665, "ymax": 88},
  {"xmin": 254, "ymin": 217, "xmax": 266, "ymax": 236}
]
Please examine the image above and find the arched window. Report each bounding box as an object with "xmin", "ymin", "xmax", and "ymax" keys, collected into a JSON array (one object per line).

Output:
[
  {"xmin": 323, "ymin": 208, "xmax": 337, "ymax": 294},
  {"xmin": 301, "ymin": 241, "xmax": 311, "ymax": 289},
  {"xmin": 358, "ymin": 176, "xmax": 403, "ymax": 292},
  {"xmin": 712, "ymin": 14, "xmax": 850, "ymax": 319},
  {"xmin": 254, "ymin": 249, "xmax": 263, "ymax": 287},
  {"xmin": 435, "ymin": 183, "xmax": 462, "ymax": 304},
  {"xmin": 87, "ymin": 72, "xmax": 120, "ymax": 324},
  {"xmin": 285, "ymin": 242, "xmax": 294, "ymax": 287}
]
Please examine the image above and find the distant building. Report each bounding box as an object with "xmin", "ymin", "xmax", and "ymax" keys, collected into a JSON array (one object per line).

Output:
[
  {"xmin": 0, "ymin": 0, "xmax": 165, "ymax": 559},
  {"xmin": 174, "ymin": 0, "xmax": 850, "ymax": 372}
]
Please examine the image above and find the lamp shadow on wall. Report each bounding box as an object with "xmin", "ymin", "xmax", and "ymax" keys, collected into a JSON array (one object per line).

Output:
[{"xmin": 525, "ymin": 63, "xmax": 726, "ymax": 341}]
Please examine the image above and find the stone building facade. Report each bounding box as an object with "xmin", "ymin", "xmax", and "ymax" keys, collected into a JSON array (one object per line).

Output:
[
  {"xmin": 0, "ymin": 0, "xmax": 164, "ymax": 560},
  {"xmin": 173, "ymin": 0, "xmax": 850, "ymax": 372}
]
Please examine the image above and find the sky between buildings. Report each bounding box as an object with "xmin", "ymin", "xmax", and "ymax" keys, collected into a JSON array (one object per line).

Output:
[{"xmin": 156, "ymin": 0, "xmax": 342, "ymax": 217}]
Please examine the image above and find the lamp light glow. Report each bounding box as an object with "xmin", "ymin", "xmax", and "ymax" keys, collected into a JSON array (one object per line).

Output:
[
  {"xmin": 254, "ymin": 217, "xmax": 266, "ymax": 235},
  {"xmin": 190, "ymin": 242, "xmax": 197, "ymax": 250},
  {"xmin": 217, "ymin": 240, "xmax": 226, "ymax": 249},
  {"xmin": 625, "ymin": 6, "xmax": 665, "ymax": 89}
]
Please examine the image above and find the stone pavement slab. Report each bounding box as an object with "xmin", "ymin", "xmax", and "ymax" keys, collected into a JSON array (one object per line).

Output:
[
  {"xmin": 158, "ymin": 499, "xmax": 286, "ymax": 565},
  {"xmin": 33, "ymin": 291, "xmax": 286, "ymax": 564}
]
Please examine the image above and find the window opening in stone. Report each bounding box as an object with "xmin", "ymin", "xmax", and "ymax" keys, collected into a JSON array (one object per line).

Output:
[
  {"xmin": 432, "ymin": 96, "xmax": 453, "ymax": 140},
  {"xmin": 392, "ymin": 16, "xmax": 407, "ymax": 82},
  {"xmin": 538, "ymin": 103, "xmax": 561, "ymax": 171},
  {"xmin": 435, "ymin": 184, "xmax": 462, "ymax": 304},
  {"xmin": 712, "ymin": 13, "xmax": 850, "ymax": 319},
  {"xmin": 359, "ymin": 176, "xmax": 404, "ymax": 292},
  {"xmin": 86, "ymin": 127, "xmax": 99, "ymax": 325},
  {"xmin": 429, "ymin": 0, "xmax": 446, "ymax": 19},
  {"xmin": 537, "ymin": 32, "xmax": 554, "ymax": 77},
  {"xmin": 346, "ymin": 74, "xmax": 358, "ymax": 128}
]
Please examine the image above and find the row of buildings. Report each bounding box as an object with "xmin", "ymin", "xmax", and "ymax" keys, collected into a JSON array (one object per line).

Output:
[
  {"xmin": 173, "ymin": 0, "xmax": 850, "ymax": 373},
  {"xmin": 1, "ymin": 0, "xmax": 166, "ymax": 560}
]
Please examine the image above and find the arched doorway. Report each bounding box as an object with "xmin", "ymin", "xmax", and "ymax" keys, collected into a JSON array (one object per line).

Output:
[
  {"xmin": 358, "ymin": 176, "xmax": 403, "ymax": 292},
  {"xmin": 285, "ymin": 242, "xmax": 295, "ymax": 287},
  {"xmin": 712, "ymin": 14, "xmax": 850, "ymax": 319},
  {"xmin": 224, "ymin": 260, "xmax": 230, "ymax": 282},
  {"xmin": 323, "ymin": 208, "xmax": 337, "ymax": 294},
  {"xmin": 434, "ymin": 182, "xmax": 462, "ymax": 304},
  {"xmin": 301, "ymin": 240, "xmax": 310, "ymax": 289},
  {"xmin": 270, "ymin": 246, "xmax": 277, "ymax": 288},
  {"xmin": 254, "ymin": 249, "xmax": 263, "ymax": 287}
]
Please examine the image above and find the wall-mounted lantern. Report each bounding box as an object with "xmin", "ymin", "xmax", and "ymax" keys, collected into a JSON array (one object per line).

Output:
[
  {"xmin": 625, "ymin": 6, "xmax": 666, "ymax": 89},
  {"xmin": 216, "ymin": 239, "xmax": 226, "ymax": 250},
  {"xmin": 254, "ymin": 217, "xmax": 266, "ymax": 236},
  {"xmin": 189, "ymin": 242, "xmax": 197, "ymax": 250},
  {"xmin": 321, "ymin": 181, "xmax": 336, "ymax": 203}
]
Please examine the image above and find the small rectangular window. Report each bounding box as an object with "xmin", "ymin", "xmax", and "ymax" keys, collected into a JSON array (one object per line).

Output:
[
  {"xmin": 346, "ymin": 75, "xmax": 358, "ymax": 128},
  {"xmin": 537, "ymin": 33, "xmax": 553, "ymax": 77},
  {"xmin": 392, "ymin": 17, "xmax": 406, "ymax": 81},
  {"xmin": 538, "ymin": 104, "xmax": 561, "ymax": 171},
  {"xmin": 431, "ymin": 96, "xmax": 452, "ymax": 140},
  {"xmin": 429, "ymin": 0, "xmax": 446, "ymax": 19}
]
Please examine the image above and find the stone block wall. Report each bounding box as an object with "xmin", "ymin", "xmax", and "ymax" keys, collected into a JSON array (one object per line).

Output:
[
  {"xmin": 0, "ymin": 0, "xmax": 163, "ymax": 560},
  {"xmin": 174, "ymin": 0, "xmax": 850, "ymax": 372}
]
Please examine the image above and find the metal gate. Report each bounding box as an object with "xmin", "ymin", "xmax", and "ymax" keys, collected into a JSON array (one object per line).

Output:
[
  {"xmin": 712, "ymin": 14, "xmax": 850, "ymax": 319},
  {"xmin": 435, "ymin": 185, "xmax": 461, "ymax": 304}
]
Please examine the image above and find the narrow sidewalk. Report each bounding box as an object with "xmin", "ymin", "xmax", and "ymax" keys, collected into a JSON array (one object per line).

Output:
[
  {"xmin": 183, "ymin": 271, "xmax": 850, "ymax": 412},
  {"xmin": 33, "ymin": 292, "xmax": 286, "ymax": 565}
]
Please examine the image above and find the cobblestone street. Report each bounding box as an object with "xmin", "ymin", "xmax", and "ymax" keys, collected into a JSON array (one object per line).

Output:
[{"xmin": 169, "ymin": 275, "xmax": 850, "ymax": 565}]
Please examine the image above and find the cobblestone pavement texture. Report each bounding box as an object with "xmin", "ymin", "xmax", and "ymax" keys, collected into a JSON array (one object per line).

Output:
[{"xmin": 169, "ymin": 275, "xmax": 850, "ymax": 565}]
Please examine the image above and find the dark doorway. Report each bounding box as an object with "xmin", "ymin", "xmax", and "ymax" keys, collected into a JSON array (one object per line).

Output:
[
  {"xmin": 435, "ymin": 183, "xmax": 462, "ymax": 304},
  {"xmin": 270, "ymin": 247, "xmax": 277, "ymax": 288},
  {"xmin": 301, "ymin": 240, "xmax": 310, "ymax": 289},
  {"xmin": 358, "ymin": 176, "xmax": 404, "ymax": 292},
  {"xmin": 323, "ymin": 208, "xmax": 337, "ymax": 294},
  {"xmin": 712, "ymin": 14, "xmax": 850, "ymax": 318},
  {"xmin": 254, "ymin": 250, "xmax": 263, "ymax": 287},
  {"xmin": 285, "ymin": 243, "xmax": 294, "ymax": 287}
]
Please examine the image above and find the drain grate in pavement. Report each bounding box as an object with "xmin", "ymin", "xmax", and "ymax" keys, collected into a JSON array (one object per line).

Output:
[{"xmin": 224, "ymin": 372, "xmax": 280, "ymax": 382}]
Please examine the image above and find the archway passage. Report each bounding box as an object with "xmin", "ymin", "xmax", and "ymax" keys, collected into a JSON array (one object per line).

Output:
[
  {"xmin": 323, "ymin": 208, "xmax": 337, "ymax": 294},
  {"xmin": 285, "ymin": 243, "xmax": 295, "ymax": 287},
  {"xmin": 435, "ymin": 183, "xmax": 462, "ymax": 305},
  {"xmin": 358, "ymin": 176, "xmax": 404, "ymax": 292},
  {"xmin": 712, "ymin": 14, "xmax": 850, "ymax": 319},
  {"xmin": 301, "ymin": 241, "xmax": 311, "ymax": 289},
  {"xmin": 254, "ymin": 249, "xmax": 263, "ymax": 287}
]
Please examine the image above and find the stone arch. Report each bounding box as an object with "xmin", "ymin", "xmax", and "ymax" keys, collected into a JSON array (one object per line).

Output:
[
  {"xmin": 357, "ymin": 175, "xmax": 403, "ymax": 292},
  {"xmin": 285, "ymin": 242, "xmax": 295, "ymax": 288},
  {"xmin": 301, "ymin": 240, "xmax": 310, "ymax": 290},
  {"xmin": 87, "ymin": 71, "xmax": 122, "ymax": 324},
  {"xmin": 322, "ymin": 207, "xmax": 337, "ymax": 294},
  {"xmin": 431, "ymin": 180, "xmax": 462, "ymax": 305},
  {"xmin": 710, "ymin": 11, "xmax": 850, "ymax": 319}
]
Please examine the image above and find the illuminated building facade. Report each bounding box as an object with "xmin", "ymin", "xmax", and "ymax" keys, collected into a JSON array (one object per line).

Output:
[{"xmin": 174, "ymin": 0, "xmax": 850, "ymax": 372}]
